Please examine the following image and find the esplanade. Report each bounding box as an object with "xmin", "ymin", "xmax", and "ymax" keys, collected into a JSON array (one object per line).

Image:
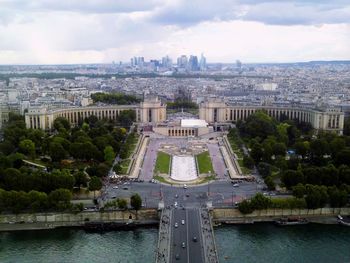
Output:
[{"xmin": 25, "ymin": 96, "xmax": 344, "ymax": 134}]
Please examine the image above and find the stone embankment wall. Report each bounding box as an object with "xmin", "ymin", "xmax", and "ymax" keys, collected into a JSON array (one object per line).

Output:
[
  {"xmin": 212, "ymin": 207, "xmax": 350, "ymax": 224},
  {"xmin": 0, "ymin": 209, "xmax": 159, "ymax": 231}
]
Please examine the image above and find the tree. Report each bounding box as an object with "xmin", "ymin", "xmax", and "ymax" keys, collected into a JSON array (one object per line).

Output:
[
  {"xmin": 292, "ymin": 183, "xmax": 306, "ymax": 198},
  {"xmin": 264, "ymin": 176, "xmax": 275, "ymax": 190},
  {"xmin": 73, "ymin": 171, "xmax": 88, "ymax": 189},
  {"xmin": 19, "ymin": 139, "xmax": 36, "ymax": 159},
  {"xmin": 257, "ymin": 162, "xmax": 271, "ymax": 178},
  {"xmin": 53, "ymin": 117, "xmax": 70, "ymax": 131},
  {"xmin": 243, "ymin": 155, "xmax": 254, "ymax": 169},
  {"xmin": 282, "ymin": 170, "xmax": 304, "ymax": 189},
  {"xmin": 48, "ymin": 188, "xmax": 72, "ymax": 210},
  {"xmin": 88, "ymin": 176, "xmax": 102, "ymax": 198},
  {"xmin": 239, "ymin": 111, "xmax": 277, "ymax": 140},
  {"xmin": 117, "ymin": 110, "xmax": 136, "ymax": 127},
  {"xmin": 49, "ymin": 142, "xmax": 67, "ymax": 162},
  {"xmin": 28, "ymin": 190, "xmax": 48, "ymax": 212},
  {"xmin": 130, "ymin": 193, "xmax": 142, "ymax": 211},
  {"xmin": 335, "ymin": 149, "xmax": 350, "ymax": 166},
  {"xmin": 238, "ymin": 200, "xmax": 254, "ymax": 214},
  {"xmin": 272, "ymin": 142, "xmax": 287, "ymax": 157},
  {"xmin": 294, "ymin": 141, "xmax": 309, "ymax": 159},
  {"xmin": 250, "ymin": 192, "xmax": 272, "ymax": 210},
  {"xmin": 328, "ymin": 186, "xmax": 348, "ymax": 207},
  {"xmin": 104, "ymin": 146, "xmax": 115, "ymax": 165},
  {"xmin": 117, "ymin": 198, "xmax": 128, "ymax": 210},
  {"xmin": 250, "ymin": 143, "xmax": 263, "ymax": 163}
]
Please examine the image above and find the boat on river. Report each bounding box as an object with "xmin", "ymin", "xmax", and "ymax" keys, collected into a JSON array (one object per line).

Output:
[
  {"xmin": 274, "ymin": 217, "xmax": 309, "ymax": 226},
  {"xmin": 337, "ymin": 215, "xmax": 350, "ymax": 226}
]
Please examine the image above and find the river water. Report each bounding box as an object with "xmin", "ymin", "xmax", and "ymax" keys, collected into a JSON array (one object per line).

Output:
[{"xmin": 1, "ymin": 224, "xmax": 350, "ymax": 263}]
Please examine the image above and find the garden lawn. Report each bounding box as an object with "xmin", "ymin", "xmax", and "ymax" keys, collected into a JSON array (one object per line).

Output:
[
  {"xmin": 154, "ymin": 151, "xmax": 171, "ymax": 174},
  {"xmin": 196, "ymin": 151, "xmax": 214, "ymax": 174}
]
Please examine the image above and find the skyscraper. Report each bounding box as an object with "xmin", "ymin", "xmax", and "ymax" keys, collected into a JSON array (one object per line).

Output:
[
  {"xmin": 200, "ymin": 53, "xmax": 207, "ymax": 71},
  {"xmin": 188, "ymin": 55, "xmax": 199, "ymax": 71}
]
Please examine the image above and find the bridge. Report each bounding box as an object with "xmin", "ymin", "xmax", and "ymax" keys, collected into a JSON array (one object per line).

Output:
[{"xmin": 156, "ymin": 207, "xmax": 219, "ymax": 263}]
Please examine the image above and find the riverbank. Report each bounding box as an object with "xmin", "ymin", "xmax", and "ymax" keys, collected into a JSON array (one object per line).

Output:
[
  {"xmin": 1, "ymin": 207, "xmax": 350, "ymax": 232},
  {"xmin": 0, "ymin": 208, "xmax": 160, "ymax": 232},
  {"xmin": 212, "ymin": 207, "xmax": 350, "ymax": 225}
]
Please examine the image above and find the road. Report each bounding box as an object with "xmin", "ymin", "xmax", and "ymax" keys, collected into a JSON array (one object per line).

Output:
[
  {"xmin": 103, "ymin": 180, "xmax": 260, "ymax": 208},
  {"xmin": 170, "ymin": 208, "xmax": 204, "ymax": 263}
]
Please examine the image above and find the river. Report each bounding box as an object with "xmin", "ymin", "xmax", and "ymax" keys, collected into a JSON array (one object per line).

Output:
[{"xmin": 1, "ymin": 224, "xmax": 350, "ymax": 263}]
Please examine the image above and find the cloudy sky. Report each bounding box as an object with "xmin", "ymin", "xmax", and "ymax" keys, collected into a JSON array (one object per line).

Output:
[{"xmin": 0, "ymin": 0, "xmax": 349, "ymax": 64}]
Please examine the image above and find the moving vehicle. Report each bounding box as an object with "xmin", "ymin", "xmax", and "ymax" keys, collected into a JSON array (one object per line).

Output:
[
  {"xmin": 174, "ymin": 222, "xmax": 178, "ymax": 228},
  {"xmin": 193, "ymin": 236, "xmax": 197, "ymax": 242},
  {"xmin": 181, "ymin": 242, "xmax": 186, "ymax": 248},
  {"xmin": 183, "ymin": 184, "xmax": 187, "ymax": 189},
  {"xmin": 113, "ymin": 186, "xmax": 118, "ymax": 189},
  {"xmin": 175, "ymin": 254, "xmax": 180, "ymax": 260},
  {"xmin": 233, "ymin": 183, "xmax": 239, "ymax": 187},
  {"xmin": 181, "ymin": 219, "xmax": 185, "ymax": 225}
]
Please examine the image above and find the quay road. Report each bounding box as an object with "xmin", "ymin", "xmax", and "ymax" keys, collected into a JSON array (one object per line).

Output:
[
  {"xmin": 102, "ymin": 180, "xmax": 261, "ymax": 209},
  {"xmin": 170, "ymin": 208, "xmax": 205, "ymax": 263}
]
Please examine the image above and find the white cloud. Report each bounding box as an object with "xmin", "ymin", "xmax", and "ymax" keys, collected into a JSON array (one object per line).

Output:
[{"xmin": 0, "ymin": 0, "xmax": 349, "ymax": 64}]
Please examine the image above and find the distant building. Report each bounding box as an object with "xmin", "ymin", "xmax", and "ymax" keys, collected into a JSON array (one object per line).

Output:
[
  {"xmin": 188, "ymin": 55, "xmax": 199, "ymax": 71},
  {"xmin": 200, "ymin": 53, "xmax": 207, "ymax": 71},
  {"xmin": 177, "ymin": 55, "xmax": 188, "ymax": 68}
]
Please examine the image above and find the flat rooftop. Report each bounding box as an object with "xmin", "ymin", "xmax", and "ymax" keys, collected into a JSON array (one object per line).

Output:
[{"xmin": 181, "ymin": 119, "xmax": 208, "ymax": 128}]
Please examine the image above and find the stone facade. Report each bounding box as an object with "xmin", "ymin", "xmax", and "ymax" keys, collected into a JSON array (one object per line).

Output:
[
  {"xmin": 199, "ymin": 98, "xmax": 345, "ymax": 134},
  {"xmin": 25, "ymin": 97, "xmax": 166, "ymax": 130}
]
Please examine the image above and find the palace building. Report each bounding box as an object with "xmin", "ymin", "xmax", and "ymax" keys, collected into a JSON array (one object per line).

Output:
[
  {"xmin": 24, "ymin": 96, "xmax": 344, "ymax": 134},
  {"xmin": 199, "ymin": 98, "xmax": 344, "ymax": 134},
  {"xmin": 25, "ymin": 96, "xmax": 166, "ymax": 130}
]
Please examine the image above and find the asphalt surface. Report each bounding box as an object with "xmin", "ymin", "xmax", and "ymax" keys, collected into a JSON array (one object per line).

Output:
[
  {"xmin": 170, "ymin": 208, "xmax": 204, "ymax": 263},
  {"xmin": 103, "ymin": 180, "xmax": 260, "ymax": 209}
]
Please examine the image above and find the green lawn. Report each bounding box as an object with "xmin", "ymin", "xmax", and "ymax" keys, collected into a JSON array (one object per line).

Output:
[
  {"xmin": 154, "ymin": 151, "xmax": 171, "ymax": 174},
  {"xmin": 196, "ymin": 151, "xmax": 214, "ymax": 174},
  {"xmin": 120, "ymin": 159, "xmax": 131, "ymax": 174}
]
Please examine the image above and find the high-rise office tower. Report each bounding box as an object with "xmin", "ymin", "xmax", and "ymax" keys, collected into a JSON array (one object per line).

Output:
[
  {"xmin": 200, "ymin": 53, "xmax": 207, "ymax": 71},
  {"xmin": 189, "ymin": 55, "xmax": 199, "ymax": 71}
]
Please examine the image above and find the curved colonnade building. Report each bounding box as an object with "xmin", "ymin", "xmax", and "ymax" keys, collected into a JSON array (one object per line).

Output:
[
  {"xmin": 25, "ymin": 97, "xmax": 344, "ymax": 134},
  {"xmin": 199, "ymin": 98, "xmax": 344, "ymax": 134},
  {"xmin": 25, "ymin": 97, "xmax": 166, "ymax": 130}
]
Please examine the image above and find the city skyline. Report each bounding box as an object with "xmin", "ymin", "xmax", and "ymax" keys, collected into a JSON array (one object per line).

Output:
[{"xmin": 0, "ymin": 0, "xmax": 350, "ymax": 65}]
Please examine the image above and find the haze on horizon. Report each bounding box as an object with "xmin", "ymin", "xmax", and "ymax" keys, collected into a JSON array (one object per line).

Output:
[{"xmin": 0, "ymin": 0, "xmax": 349, "ymax": 65}]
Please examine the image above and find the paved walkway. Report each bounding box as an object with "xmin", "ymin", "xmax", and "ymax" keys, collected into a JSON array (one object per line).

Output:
[{"xmin": 207, "ymin": 143, "xmax": 226, "ymax": 179}]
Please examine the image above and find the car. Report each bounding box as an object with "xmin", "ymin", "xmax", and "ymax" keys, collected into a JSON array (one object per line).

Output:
[
  {"xmin": 185, "ymin": 193, "xmax": 190, "ymax": 197},
  {"xmin": 122, "ymin": 186, "xmax": 129, "ymax": 190},
  {"xmin": 174, "ymin": 201, "xmax": 178, "ymax": 207},
  {"xmin": 193, "ymin": 236, "xmax": 197, "ymax": 242},
  {"xmin": 113, "ymin": 186, "xmax": 118, "ymax": 189},
  {"xmin": 175, "ymin": 254, "xmax": 180, "ymax": 260},
  {"xmin": 175, "ymin": 222, "xmax": 178, "ymax": 228},
  {"xmin": 183, "ymin": 184, "xmax": 187, "ymax": 189},
  {"xmin": 233, "ymin": 183, "xmax": 239, "ymax": 187},
  {"xmin": 175, "ymin": 194, "xmax": 178, "ymax": 198},
  {"xmin": 181, "ymin": 219, "xmax": 185, "ymax": 225},
  {"xmin": 181, "ymin": 242, "xmax": 186, "ymax": 248}
]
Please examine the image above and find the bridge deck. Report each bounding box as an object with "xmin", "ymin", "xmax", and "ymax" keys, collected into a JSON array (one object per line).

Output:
[{"xmin": 157, "ymin": 207, "xmax": 219, "ymax": 263}]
